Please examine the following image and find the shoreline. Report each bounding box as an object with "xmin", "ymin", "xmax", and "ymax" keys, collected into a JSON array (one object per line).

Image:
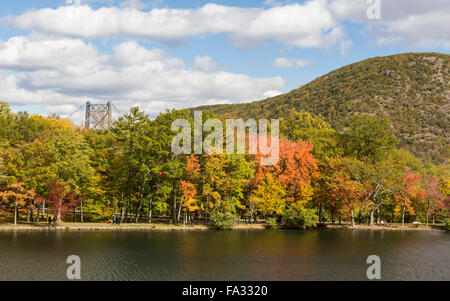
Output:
[{"xmin": 0, "ymin": 222, "xmax": 445, "ymax": 232}]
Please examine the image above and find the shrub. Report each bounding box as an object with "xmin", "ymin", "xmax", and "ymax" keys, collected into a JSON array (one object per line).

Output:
[
  {"xmin": 282, "ymin": 207, "xmax": 318, "ymax": 229},
  {"xmin": 265, "ymin": 218, "xmax": 277, "ymax": 229},
  {"xmin": 444, "ymin": 218, "xmax": 450, "ymax": 231},
  {"xmin": 281, "ymin": 208, "xmax": 299, "ymax": 229},
  {"xmin": 209, "ymin": 210, "xmax": 236, "ymax": 230},
  {"xmin": 300, "ymin": 208, "xmax": 319, "ymax": 228}
]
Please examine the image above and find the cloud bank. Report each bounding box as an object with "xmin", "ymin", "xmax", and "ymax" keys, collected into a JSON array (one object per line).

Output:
[
  {"xmin": 11, "ymin": 1, "xmax": 347, "ymax": 49},
  {"xmin": 0, "ymin": 36, "xmax": 284, "ymax": 121}
]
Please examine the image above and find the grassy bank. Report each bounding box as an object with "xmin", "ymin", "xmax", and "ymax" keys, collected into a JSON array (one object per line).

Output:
[
  {"xmin": 0, "ymin": 222, "xmax": 445, "ymax": 231},
  {"xmin": 0, "ymin": 222, "xmax": 208, "ymax": 231},
  {"xmin": 323, "ymin": 224, "xmax": 444, "ymax": 231}
]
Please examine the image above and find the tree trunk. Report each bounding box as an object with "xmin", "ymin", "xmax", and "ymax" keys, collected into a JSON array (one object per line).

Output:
[
  {"xmin": 350, "ymin": 209, "xmax": 355, "ymax": 227},
  {"xmin": 425, "ymin": 198, "xmax": 430, "ymax": 227},
  {"xmin": 80, "ymin": 196, "xmax": 84, "ymax": 223},
  {"xmin": 14, "ymin": 200, "xmax": 18, "ymax": 226},
  {"xmin": 317, "ymin": 203, "xmax": 322, "ymax": 223},
  {"xmin": 172, "ymin": 182, "xmax": 177, "ymax": 224},
  {"xmin": 136, "ymin": 197, "xmax": 143, "ymax": 223},
  {"xmin": 124, "ymin": 199, "xmax": 130, "ymax": 223},
  {"xmin": 148, "ymin": 199, "xmax": 153, "ymax": 223},
  {"xmin": 369, "ymin": 210, "xmax": 374, "ymax": 226},
  {"xmin": 401, "ymin": 204, "xmax": 406, "ymax": 227},
  {"xmin": 45, "ymin": 201, "xmax": 49, "ymax": 224},
  {"xmin": 36, "ymin": 205, "xmax": 40, "ymax": 222},
  {"xmin": 120, "ymin": 205, "xmax": 125, "ymax": 222},
  {"xmin": 27, "ymin": 207, "xmax": 31, "ymax": 223},
  {"xmin": 177, "ymin": 203, "xmax": 182, "ymax": 224},
  {"xmin": 57, "ymin": 198, "xmax": 63, "ymax": 223}
]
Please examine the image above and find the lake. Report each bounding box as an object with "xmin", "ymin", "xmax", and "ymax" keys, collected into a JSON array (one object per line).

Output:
[{"xmin": 0, "ymin": 229, "xmax": 448, "ymax": 281}]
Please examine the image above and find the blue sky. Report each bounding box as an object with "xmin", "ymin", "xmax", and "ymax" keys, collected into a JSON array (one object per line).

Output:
[{"xmin": 0, "ymin": 0, "xmax": 448, "ymax": 122}]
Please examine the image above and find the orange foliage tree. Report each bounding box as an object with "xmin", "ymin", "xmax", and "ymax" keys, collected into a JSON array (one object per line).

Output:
[
  {"xmin": 394, "ymin": 171, "xmax": 422, "ymax": 226},
  {"xmin": 320, "ymin": 158, "xmax": 365, "ymax": 226},
  {"xmin": 0, "ymin": 182, "xmax": 36, "ymax": 225},
  {"xmin": 256, "ymin": 137, "xmax": 319, "ymax": 209},
  {"xmin": 180, "ymin": 154, "xmax": 201, "ymax": 224}
]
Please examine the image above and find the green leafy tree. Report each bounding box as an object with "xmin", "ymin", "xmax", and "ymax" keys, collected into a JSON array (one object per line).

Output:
[
  {"xmin": 280, "ymin": 109, "xmax": 342, "ymax": 161},
  {"xmin": 340, "ymin": 114, "xmax": 398, "ymax": 162}
]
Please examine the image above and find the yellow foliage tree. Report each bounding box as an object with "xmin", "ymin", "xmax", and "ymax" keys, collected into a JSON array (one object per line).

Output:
[{"xmin": 252, "ymin": 174, "xmax": 287, "ymax": 217}]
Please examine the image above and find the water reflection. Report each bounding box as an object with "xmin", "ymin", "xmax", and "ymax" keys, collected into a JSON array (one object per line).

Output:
[{"xmin": 0, "ymin": 230, "xmax": 448, "ymax": 280}]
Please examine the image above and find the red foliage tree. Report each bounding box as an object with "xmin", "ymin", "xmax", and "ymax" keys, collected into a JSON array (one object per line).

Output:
[{"xmin": 46, "ymin": 179, "xmax": 78, "ymax": 222}]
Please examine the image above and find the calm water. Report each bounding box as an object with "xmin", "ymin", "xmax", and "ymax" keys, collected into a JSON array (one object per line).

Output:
[{"xmin": 0, "ymin": 229, "xmax": 448, "ymax": 281}]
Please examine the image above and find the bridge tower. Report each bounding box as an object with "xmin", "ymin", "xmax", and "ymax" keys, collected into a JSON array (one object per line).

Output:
[{"xmin": 84, "ymin": 101, "xmax": 112, "ymax": 130}]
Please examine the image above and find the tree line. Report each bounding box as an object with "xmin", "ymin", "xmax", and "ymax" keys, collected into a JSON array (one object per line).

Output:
[{"xmin": 0, "ymin": 102, "xmax": 448, "ymax": 228}]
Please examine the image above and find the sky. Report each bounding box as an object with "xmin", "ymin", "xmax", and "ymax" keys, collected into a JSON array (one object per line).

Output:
[{"xmin": 0, "ymin": 0, "xmax": 449, "ymax": 123}]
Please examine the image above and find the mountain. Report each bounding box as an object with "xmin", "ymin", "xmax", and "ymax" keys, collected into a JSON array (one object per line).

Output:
[{"xmin": 194, "ymin": 53, "xmax": 449, "ymax": 163}]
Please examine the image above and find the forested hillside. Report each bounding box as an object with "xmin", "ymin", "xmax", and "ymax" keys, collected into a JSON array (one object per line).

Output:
[
  {"xmin": 1, "ymin": 103, "xmax": 448, "ymax": 228},
  {"xmin": 195, "ymin": 53, "xmax": 449, "ymax": 163}
]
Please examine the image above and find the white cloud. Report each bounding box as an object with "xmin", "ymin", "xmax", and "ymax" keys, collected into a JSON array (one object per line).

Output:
[
  {"xmin": 0, "ymin": 36, "xmax": 285, "ymax": 121},
  {"xmin": 192, "ymin": 56, "xmax": 219, "ymax": 72},
  {"xmin": 329, "ymin": 0, "xmax": 450, "ymax": 48},
  {"xmin": 263, "ymin": 90, "xmax": 283, "ymax": 98},
  {"xmin": 44, "ymin": 104, "xmax": 78, "ymax": 115},
  {"xmin": 5, "ymin": 0, "xmax": 449, "ymax": 53},
  {"xmin": 0, "ymin": 72, "xmax": 85, "ymax": 106},
  {"xmin": 10, "ymin": 1, "xmax": 346, "ymax": 50},
  {"xmin": 0, "ymin": 36, "xmax": 97, "ymax": 70},
  {"xmin": 272, "ymin": 57, "xmax": 311, "ymax": 68}
]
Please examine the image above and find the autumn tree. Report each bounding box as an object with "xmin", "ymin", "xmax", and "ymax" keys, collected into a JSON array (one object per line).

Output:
[
  {"xmin": 0, "ymin": 183, "xmax": 36, "ymax": 225},
  {"xmin": 420, "ymin": 173, "xmax": 445, "ymax": 226},
  {"xmin": 395, "ymin": 171, "xmax": 422, "ymax": 226},
  {"xmin": 258, "ymin": 138, "xmax": 319, "ymax": 207},
  {"xmin": 180, "ymin": 155, "xmax": 201, "ymax": 224},
  {"xmin": 251, "ymin": 173, "xmax": 286, "ymax": 218},
  {"xmin": 320, "ymin": 158, "xmax": 366, "ymax": 226},
  {"xmin": 44, "ymin": 180, "xmax": 78, "ymax": 222}
]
